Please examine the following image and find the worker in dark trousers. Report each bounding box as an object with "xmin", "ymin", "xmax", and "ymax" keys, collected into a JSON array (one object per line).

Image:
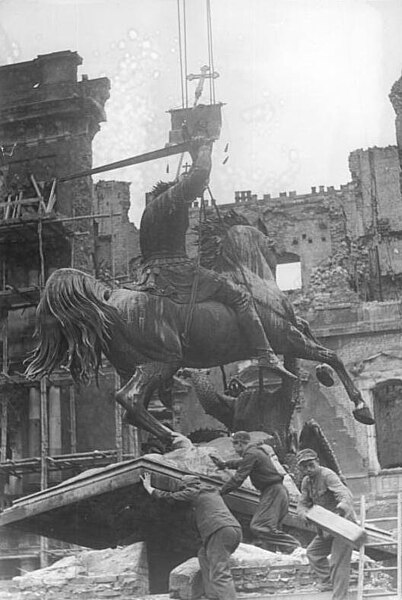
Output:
[
  {"xmin": 296, "ymin": 448, "xmax": 356, "ymax": 600},
  {"xmin": 211, "ymin": 431, "xmax": 300, "ymax": 554},
  {"xmin": 141, "ymin": 472, "xmax": 242, "ymax": 600}
]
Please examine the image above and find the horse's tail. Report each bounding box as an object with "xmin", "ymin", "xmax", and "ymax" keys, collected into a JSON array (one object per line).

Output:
[{"xmin": 25, "ymin": 268, "xmax": 118, "ymax": 383}]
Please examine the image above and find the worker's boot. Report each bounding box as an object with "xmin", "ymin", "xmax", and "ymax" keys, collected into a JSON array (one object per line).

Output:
[{"xmin": 236, "ymin": 305, "xmax": 297, "ymax": 381}]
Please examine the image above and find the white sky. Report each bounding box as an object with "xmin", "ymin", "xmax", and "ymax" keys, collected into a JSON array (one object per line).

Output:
[{"xmin": 1, "ymin": 0, "xmax": 402, "ymax": 225}]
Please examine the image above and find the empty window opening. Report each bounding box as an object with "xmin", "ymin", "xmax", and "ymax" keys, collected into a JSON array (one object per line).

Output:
[
  {"xmin": 373, "ymin": 380, "xmax": 402, "ymax": 469},
  {"xmin": 276, "ymin": 252, "xmax": 302, "ymax": 291}
]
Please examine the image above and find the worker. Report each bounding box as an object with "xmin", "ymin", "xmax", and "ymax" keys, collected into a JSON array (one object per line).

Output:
[
  {"xmin": 296, "ymin": 448, "xmax": 356, "ymax": 600},
  {"xmin": 141, "ymin": 471, "xmax": 242, "ymax": 600},
  {"xmin": 137, "ymin": 138, "xmax": 295, "ymax": 381},
  {"xmin": 211, "ymin": 431, "xmax": 300, "ymax": 554}
]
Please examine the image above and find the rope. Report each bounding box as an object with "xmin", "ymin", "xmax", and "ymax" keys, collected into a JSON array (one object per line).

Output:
[
  {"xmin": 206, "ymin": 0, "xmax": 216, "ymax": 104},
  {"xmin": 176, "ymin": 0, "xmax": 185, "ymax": 108},
  {"xmin": 182, "ymin": 0, "xmax": 189, "ymax": 108},
  {"xmin": 182, "ymin": 194, "xmax": 205, "ymax": 347},
  {"xmin": 38, "ymin": 215, "xmax": 45, "ymax": 289}
]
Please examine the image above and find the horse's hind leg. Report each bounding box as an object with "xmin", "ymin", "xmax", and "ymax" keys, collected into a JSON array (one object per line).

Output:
[
  {"xmin": 115, "ymin": 361, "xmax": 179, "ymax": 443},
  {"xmin": 288, "ymin": 326, "xmax": 374, "ymax": 425}
]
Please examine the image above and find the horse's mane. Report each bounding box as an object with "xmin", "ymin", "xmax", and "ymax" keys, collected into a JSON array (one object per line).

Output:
[
  {"xmin": 25, "ymin": 268, "xmax": 120, "ymax": 384},
  {"xmin": 195, "ymin": 209, "xmax": 277, "ymax": 277}
]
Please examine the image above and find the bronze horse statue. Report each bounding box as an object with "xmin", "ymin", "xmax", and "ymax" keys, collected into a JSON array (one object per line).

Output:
[{"xmin": 25, "ymin": 224, "xmax": 374, "ymax": 442}]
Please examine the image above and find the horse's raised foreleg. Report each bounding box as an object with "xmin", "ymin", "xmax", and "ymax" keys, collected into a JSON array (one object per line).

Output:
[
  {"xmin": 115, "ymin": 361, "xmax": 179, "ymax": 443},
  {"xmin": 287, "ymin": 326, "xmax": 374, "ymax": 425}
]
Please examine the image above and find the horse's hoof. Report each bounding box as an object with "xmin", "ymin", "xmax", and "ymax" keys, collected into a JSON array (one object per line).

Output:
[
  {"xmin": 353, "ymin": 405, "xmax": 375, "ymax": 425},
  {"xmin": 316, "ymin": 364, "xmax": 334, "ymax": 387}
]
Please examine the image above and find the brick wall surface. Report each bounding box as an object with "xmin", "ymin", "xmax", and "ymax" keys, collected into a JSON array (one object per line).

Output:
[{"xmin": 94, "ymin": 180, "xmax": 139, "ymax": 280}]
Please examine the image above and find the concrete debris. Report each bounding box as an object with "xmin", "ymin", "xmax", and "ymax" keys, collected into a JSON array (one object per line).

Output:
[{"xmin": 12, "ymin": 542, "xmax": 149, "ymax": 599}]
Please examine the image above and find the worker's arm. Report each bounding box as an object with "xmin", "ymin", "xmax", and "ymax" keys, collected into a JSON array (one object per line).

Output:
[
  {"xmin": 220, "ymin": 450, "xmax": 257, "ymax": 495},
  {"xmin": 297, "ymin": 476, "xmax": 313, "ymax": 520},
  {"xmin": 324, "ymin": 471, "xmax": 355, "ymax": 518},
  {"xmin": 210, "ymin": 455, "xmax": 242, "ymax": 470},
  {"xmin": 141, "ymin": 472, "xmax": 198, "ymax": 502}
]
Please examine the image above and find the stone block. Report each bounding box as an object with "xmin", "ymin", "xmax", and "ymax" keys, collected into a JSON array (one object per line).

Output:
[{"xmin": 169, "ymin": 557, "xmax": 203, "ymax": 600}]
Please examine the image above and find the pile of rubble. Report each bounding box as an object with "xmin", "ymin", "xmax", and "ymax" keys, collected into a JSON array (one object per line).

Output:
[
  {"xmin": 170, "ymin": 543, "xmax": 313, "ymax": 598},
  {"xmin": 10, "ymin": 542, "xmax": 149, "ymax": 600}
]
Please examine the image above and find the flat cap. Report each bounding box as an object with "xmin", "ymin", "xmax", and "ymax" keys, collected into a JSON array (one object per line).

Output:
[
  {"xmin": 296, "ymin": 448, "xmax": 318, "ymax": 464},
  {"xmin": 182, "ymin": 475, "xmax": 201, "ymax": 485},
  {"xmin": 232, "ymin": 431, "xmax": 251, "ymax": 443}
]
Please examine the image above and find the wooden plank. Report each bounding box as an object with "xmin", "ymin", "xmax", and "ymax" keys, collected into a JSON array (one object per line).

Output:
[
  {"xmin": 45, "ymin": 179, "xmax": 57, "ymax": 213},
  {"xmin": 0, "ymin": 198, "xmax": 41, "ymax": 209},
  {"xmin": 306, "ymin": 504, "xmax": 367, "ymax": 547},
  {"xmin": 3, "ymin": 195, "xmax": 12, "ymax": 220}
]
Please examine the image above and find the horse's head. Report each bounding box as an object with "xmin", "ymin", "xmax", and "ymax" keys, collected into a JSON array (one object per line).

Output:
[{"xmin": 221, "ymin": 225, "xmax": 277, "ymax": 281}]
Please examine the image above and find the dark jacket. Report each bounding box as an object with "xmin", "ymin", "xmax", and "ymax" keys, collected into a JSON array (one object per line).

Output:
[
  {"xmin": 220, "ymin": 443, "xmax": 283, "ymax": 495},
  {"xmin": 298, "ymin": 466, "xmax": 356, "ymax": 521},
  {"xmin": 152, "ymin": 480, "xmax": 241, "ymax": 543}
]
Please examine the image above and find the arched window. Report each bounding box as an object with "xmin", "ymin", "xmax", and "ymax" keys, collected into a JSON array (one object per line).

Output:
[
  {"xmin": 373, "ymin": 379, "xmax": 402, "ymax": 469},
  {"xmin": 276, "ymin": 252, "xmax": 302, "ymax": 291}
]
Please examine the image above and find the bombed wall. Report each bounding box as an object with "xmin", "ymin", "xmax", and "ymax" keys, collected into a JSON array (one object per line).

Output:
[{"xmin": 94, "ymin": 180, "xmax": 140, "ymax": 282}]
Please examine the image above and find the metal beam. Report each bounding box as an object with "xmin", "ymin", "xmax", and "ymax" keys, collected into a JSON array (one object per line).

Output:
[{"xmin": 58, "ymin": 141, "xmax": 192, "ymax": 183}]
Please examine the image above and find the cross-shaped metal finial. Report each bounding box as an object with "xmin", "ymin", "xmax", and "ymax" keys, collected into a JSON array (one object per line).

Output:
[{"xmin": 187, "ymin": 65, "xmax": 219, "ymax": 106}]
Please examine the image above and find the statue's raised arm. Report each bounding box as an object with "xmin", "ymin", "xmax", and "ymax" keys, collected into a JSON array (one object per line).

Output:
[{"xmin": 139, "ymin": 141, "xmax": 212, "ymax": 262}]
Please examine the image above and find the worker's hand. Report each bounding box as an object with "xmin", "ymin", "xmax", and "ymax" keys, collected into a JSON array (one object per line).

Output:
[
  {"xmin": 335, "ymin": 502, "xmax": 352, "ymax": 519},
  {"xmin": 210, "ymin": 455, "xmax": 226, "ymax": 470},
  {"xmin": 141, "ymin": 472, "xmax": 154, "ymax": 495},
  {"xmin": 297, "ymin": 508, "xmax": 309, "ymax": 526}
]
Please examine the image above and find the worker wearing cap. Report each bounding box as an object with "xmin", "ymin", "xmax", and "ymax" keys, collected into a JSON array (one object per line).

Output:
[
  {"xmin": 211, "ymin": 431, "xmax": 300, "ymax": 554},
  {"xmin": 296, "ymin": 448, "xmax": 356, "ymax": 600},
  {"xmin": 141, "ymin": 472, "xmax": 242, "ymax": 600}
]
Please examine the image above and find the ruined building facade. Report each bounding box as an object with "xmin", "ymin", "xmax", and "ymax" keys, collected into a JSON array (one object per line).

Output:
[{"xmin": 0, "ymin": 52, "xmax": 139, "ymax": 577}]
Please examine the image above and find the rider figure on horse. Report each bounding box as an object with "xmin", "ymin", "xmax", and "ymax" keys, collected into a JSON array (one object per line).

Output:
[{"xmin": 137, "ymin": 139, "xmax": 295, "ymax": 381}]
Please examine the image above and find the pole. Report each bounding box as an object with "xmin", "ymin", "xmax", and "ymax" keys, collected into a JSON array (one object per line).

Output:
[
  {"xmin": 398, "ymin": 492, "xmax": 402, "ymax": 599},
  {"xmin": 1, "ymin": 313, "xmax": 8, "ymax": 463},
  {"xmin": 110, "ymin": 205, "xmax": 115, "ymax": 280},
  {"xmin": 58, "ymin": 141, "xmax": 192, "ymax": 183},
  {"xmin": 114, "ymin": 372, "xmax": 123, "ymax": 462},
  {"xmin": 69, "ymin": 385, "xmax": 77, "ymax": 454},
  {"xmin": 357, "ymin": 494, "xmax": 366, "ymax": 600},
  {"xmin": 40, "ymin": 378, "xmax": 48, "ymax": 490},
  {"xmin": 40, "ymin": 377, "xmax": 48, "ymax": 568}
]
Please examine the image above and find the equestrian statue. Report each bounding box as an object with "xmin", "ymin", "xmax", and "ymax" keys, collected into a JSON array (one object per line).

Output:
[{"xmin": 25, "ymin": 139, "xmax": 374, "ymax": 443}]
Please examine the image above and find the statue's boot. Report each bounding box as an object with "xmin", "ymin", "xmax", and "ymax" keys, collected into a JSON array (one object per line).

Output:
[
  {"xmin": 235, "ymin": 304, "xmax": 297, "ymax": 381},
  {"xmin": 353, "ymin": 402, "xmax": 375, "ymax": 425},
  {"xmin": 256, "ymin": 350, "xmax": 298, "ymax": 381}
]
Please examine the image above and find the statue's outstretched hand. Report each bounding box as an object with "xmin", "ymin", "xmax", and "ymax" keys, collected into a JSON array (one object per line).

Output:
[{"xmin": 210, "ymin": 455, "xmax": 226, "ymax": 470}]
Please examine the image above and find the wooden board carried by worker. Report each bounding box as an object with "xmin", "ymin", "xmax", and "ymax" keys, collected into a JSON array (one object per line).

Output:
[{"xmin": 306, "ymin": 505, "xmax": 367, "ymax": 547}]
